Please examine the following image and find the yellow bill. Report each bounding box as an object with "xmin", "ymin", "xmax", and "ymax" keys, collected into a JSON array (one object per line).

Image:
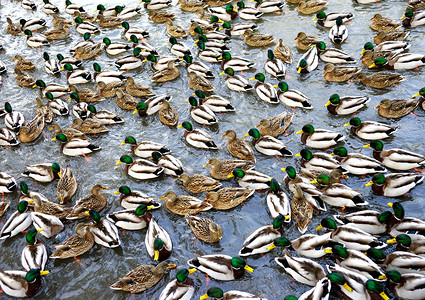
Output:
[
  {"xmin": 154, "ymin": 250, "xmax": 160, "ymax": 261},
  {"xmin": 297, "ymin": 67, "xmax": 302, "ymax": 73},
  {"xmin": 296, "ymin": 130, "xmax": 303, "ymax": 134},
  {"xmin": 325, "ymin": 101, "xmax": 331, "ymax": 107},
  {"xmin": 342, "ymin": 283, "xmax": 352, "ymax": 292},
  {"xmin": 267, "ymin": 244, "xmax": 276, "ymax": 251},
  {"xmin": 386, "ymin": 238, "xmax": 397, "ymax": 244},
  {"xmin": 316, "ymin": 224, "xmax": 323, "ymax": 231},
  {"xmin": 244, "ymin": 265, "xmax": 254, "ymax": 272},
  {"xmin": 365, "ymin": 180, "xmax": 374, "ymax": 187}
]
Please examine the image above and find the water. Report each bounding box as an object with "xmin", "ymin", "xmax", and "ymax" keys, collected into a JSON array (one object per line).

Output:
[{"xmin": 0, "ymin": 0, "xmax": 424, "ymax": 299}]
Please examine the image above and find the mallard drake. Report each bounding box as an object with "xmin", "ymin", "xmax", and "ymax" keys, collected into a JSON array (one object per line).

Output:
[
  {"xmin": 145, "ymin": 54, "xmax": 179, "ymax": 72},
  {"xmin": 120, "ymin": 136, "xmax": 170, "ymax": 158},
  {"xmin": 218, "ymin": 52, "xmax": 254, "ymax": 72},
  {"xmin": 365, "ymin": 140, "xmax": 425, "ymax": 171},
  {"xmin": 368, "ymin": 248, "xmax": 425, "ymax": 275},
  {"xmin": 295, "ymin": 32, "xmax": 322, "ymax": 51},
  {"xmin": 365, "ymin": 173, "xmax": 423, "ymax": 197},
  {"xmin": 102, "ymin": 37, "xmax": 130, "ymax": 56},
  {"xmin": 370, "ymin": 53, "xmax": 425, "ymax": 70},
  {"xmin": 181, "ymin": 55, "xmax": 214, "ymax": 79},
  {"xmin": 329, "ymin": 16, "xmax": 348, "ymax": 44},
  {"xmin": 333, "ymin": 210, "xmax": 391, "ymax": 235},
  {"xmin": 44, "ymin": 92, "xmax": 69, "ymax": 116},
  {"xmin": 187, "ymin": 96, "xmax": 217, "ymax": 126},
  {"xmin": 6, "ymin": 18, "xmax": 21, "ymax": 36},
  {"xmin": 73, "ymin": 17, "xmax": 99, "ymax": 35},
  {"xmin": 243, "ymin": 29, "xmax": 274, "ymax": 47},
  {"xmin": 273, "ymin": 39, "xmax": 292, "ymax": 63},
  {"xmin": 386, "ymin": 202, "xmax": 425, "ymax": 239},
  {"xmin": 49, "ymin": 122, "xmax": 89, "ymax": 141},
  {"xmin": 219, "ymin": 21, "xmax": 258, "ymax": 37},
  {"xmin": 95, "ymin": 59, "xmax": 122, "ymax": 81},
  {"xmin": 21, "ymin": 229, "xmax": 47, "ymax": 271},
  {"xmin": 205, "ymin": 187, "xmax": 254, "ymax": 210},
  {"xmin": 376, "ymin": 98, "xmax": 420, "ymax": 118},
  {"xmin": 115, "ymin": 48, "xmax": 144, "ymax": 71},
  {"xmin": 275, "ymin": 249, "xmax": 326, "ymax": 286},
  {"xmin": 196, "ymin": 42, "xmax": 221, "ymax": 62},
  {"xmin": 31, "ymin": 210, "xmax": 64, "ymax": 239},
  {"xmin": 159, "ymin": 190, "xmax": 212, "ymax": 215},
  {"xmin": 42, "ymin": 0, "xmax": 59, "ymax": 14},
  {"xmin": 151, "ymin": 152, "xmax": 183, "ymax": 176},
  {"xmin": 12, "ymin": 55, "xmax": 35, "ymax": 71},
  {"xmin": 178, "ymin": 121, "xmax": 218, "ymax": 150},
  {"xmin": 239, "ymin": 215, "xmax": 286, "ymax": 256},
  {"xmin": 65, "ymin": 0, "xmax": 83, "ymax": 14},
  {"xmin": 274, "ymin": 82, "xmax": 312, "ymax": 109},
  {"xmin": 236, "ymin": 1, "xmax": 263, "ymax": 20},
  {"xmin": 22, "ymin": 163, "xmax": 60, "ymax": 183},
  {"xmin": 292, "ymin": 184, "xmax": 313, "ymax": 233},
  {"xmin": 67, "ymin": 184, "xmax": 108, "ymax": 220},
  {"xmin": 20, "ymin": 18, "xmax": 47, "ymax": 32},
  {"xmin": 386, "ymin": 270, "xmax": 425, "ymax": 299},
  {"xmin": 297, "ymin": 124, "xmax": 345, "ymax": 149},
  {"xmin": 194, "ymin": 90, "xmax": 234, "ymax": 113},
  {"xmin": 159, "ymin": 268, "xmax": 196, "ymax": 300},
  {"xmin": 152, "ymin": 61, "xmax": 180, "ymax": 83},
  {"xmin": 325, "ymin": 94, "xmax": 370, "ymax": 115},
  {"xmin": 323, "ymin": 63, "xmax": 361, "ymax": 82},
  {"xmin": 1, "ymin": 103, "xmax": 25, "ymax": 132},
  {"xmin": 373, "ymin": 30, "xmax": 410, "ymax": 45},
  {"xmin": 327, "ymin": 245, "xmax": 387, "ymax": 281},
  {"xmin": 200, "ymin": 287, "xmax": 263, "ymax": 300},
  {"xmin": 70, "ymin": 32, "xmax": 95, "ymax": 53},
  {"xmin": 168, "ymin": 37, "xmax": 191, "ymax": 58},
  {"xmin": 401, "ymin": 9, "xmax": 425, "ymax": 28},
  {"xmin": 185, "ymin": 214, "xmax": 222, "ymax": 243},
  {"xmin": 317, "ymin": 217, "xmax": 386, "ymax": 251},
  {"xmin": 107, "ymin": 204, "xmax": 153, "ymax": 230},
  {"xmin": 331, "ymin": 146, "xmax": 386, "ymax": 175},
  {"xmin": 19, "ymin": 114, "xmax": 44, "ymax": 143},
  {"xmin": 354, "ymin": 71, "xmax": 405, "ymax": 89},
  {"xmin": 85, "ymin": 210, "xmax": 120, "ymax": 248},
  {"xmin": 30, "ymin": 193, "xmax": 71, "ymax": 220},
  {"xmin": 62, "ymin": 64, "xmax": 92, "ymax": 85},
  {"xmin": 95, "ymin": 4, "xmax": 117, "ymax": 16},
  {"xmin": 371, "ymin": 14, "xmax": 401, "ymax": 31},
  {"xmin": 35, "ymin": 98, "xmax": 53, "ymax": 123},
  {"xmin": 57, "ymin": 54, "xmax": 82, "ymax": 70},
  {"xmin": 297, "ymin": 46, "xmax": 319, "ymax": 73},
  {"xmin": 220, "ymin": 67, "xmax": 253, "ymax": 92},
  {"xmin": 204, "ymin": 157, "xmax": 254, "ymax": 180},
  {"xmin": 86, "ymin": 105, "xmax": 123, "ymax": 126},
  {"xmin": 361, "ymin": 41, "xmax": 410, "ymax": 55},
  {"xmin": 0, "ymin": 201, "xmax": 33, "ymax": 239},
  {"xmin": 114, "ymin": 185, "xmax": 160, "ymax": 209},
  {"xmin": 33, "ymin": 80, "xmax": 69, "ymax": 98},
  {"xmin": 266, "ymin": 179, "xmax": 290, "ymax": 220},
  {"xmin": 110, "ymin": 261, "xmax": 175, "ymax": 293},
  {"xmin": 413, "ymin": 87, "xmax": 425, "ymax": 110},
  {"xmin": 145, "ymin": 217, "xmax": 172, "ymax": 261},
  {"xmin": 14, "ymin": 68, "xmax": 35, "ymax": 88},
  {"xmin": 344, "ymin": 117, "xmax": 396, "ymax": 140},
  {"xmin": 269, "ymin": 234, "xmax": 334, "ymax": 258},
  {"xmin": 177, "ymin": 173, "xmax": 221, "ymax": 193},
  {"xmin": 208, "ymin": 4, "xmax": 238, "ymax": 22},
  {"xmin": 0, "ymin": 269, "xmax": 49, "ymax": 298},
  {"xmin": 249, "ymin": 73, "xmax": 278, "ymax": 104},
  {"xmin": 244, "ymin": 128, "xmax": 292, "ymax": 157},
  {"xmin": 149, "ymin": 10, "xmax": 175, "ymax": 23},
  {"xmin": 114, "ymin": 5, "xmax": 142, "ymax": 20},
  {"xmin": 0, "ymin": 128, "xmax": 19, "ymax": 147},
  {"xmin": 56, "ymin": 165, "xmax": 77, "ymax": 205},
  {"xmin": 253, "ymin": 0, "xmax": 283, "ymax": 13},
  {"xmin": 116, "ymin": 155, "xmax": 163, "ymax": 180},
  {"xmin": 264, "ymin": 50, "xmax": 286, "ymax": 78},
  {"xmin": 188, "ymin": 255, "xmax": 253, "ymax": 280},
  {"xmin": 222, "ymin": 129, "xmax": 256, "ymax": 163},
  {"xmin": 315, "ymin": 41, "xmax": 355, "ymax": 64},
  {"xmin": 256, "ymin": 112, "xmax": 293, "ymax": 138},
  {"xmin": 228, "ymin": 168, "xmax": 271, "ymax": 190},
  {"xmin": 298, "ymin": 0, "xmax": 328, "ymax": 14},
  {"xmin": 387, "ymin": 234, "xmax": 425, "ymax": 256},
  {"xmin": 314, "ymin": 11, "xmax": 354, "ymax": 27},
  {"xmin": 115, "ymin": 89, "xmax": 138, "ymax": 110},
  {"xmin": 43, "ymin": 22, "xmax": 70, "ymax": 40},
  {"xmin": 196, "ymin": 34, "xmax": 228, "ymax": 54},
  {"xmin": 297, "ymin": 277, "xmax": 333, "ymax": 300}
]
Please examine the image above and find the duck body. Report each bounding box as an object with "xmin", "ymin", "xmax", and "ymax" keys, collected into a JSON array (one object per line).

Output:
[
  {"xmin": 89, "ymin": 217, "xmax": 121, "ymax": 248},
  {"xmin": 326, "ymin": 95, "xmax": 370, "ymax": 115},
  {"xmin": 161, "ymin": 191, "xmax": 212, "ymax": 215},
  {"xmin": 205, "ymin": 187, "xmax": 255, "ymax": 210},
  {"xmin": 0, "ymin": 210, "xmax": 32, "ymax": 239},
  {"xmin": 145, "ymin": 218, "xmax": 172, "ymax": 261},
  {"xmin": 0, "ymin": 128, "xmax": 19, "ymax": 147},
  {"xmin": 368, "ymin": 146, "xmax": 425, "ymax": 171},
  {"xmin": 106, "ymin": 207, "xmax": 152, "ymax": 230},
  {"xmin": 347, "ymin": 121, "xmax": 396, "ymax": 140},
  {"xmin": 0, "ymin": 269, "xmax": 46, "ymax": 298},
  {"xmin": 299, "ymin": 128, "xmax": 345, "ymax": 149},
  {"xmin": 329, "ymin": 22, "xmax": 348, "ymax": 44},
  {"xmin": 187, "ymin": 255, "xmax": 250, "ymax": 281},
  {"xmin": 121, "ymin": 159, "xmax": 164, "ymax": 180},
  {"xmin": 239, "ymin": 224, "xmax": 282, "ymax": 256},
  {"xmin": 297, "ymin": 46, "xmax": 319, "ymax": 73},
  {"xmin": 367, "ymin": 173, "xmax": 424, "ymax": 197},
  {"xmin": 333, "ymin": 210, "xmax": 387, "ymax": 235},
  {"xmin": 333, "ymin": 153, "xmax": 386, "ymax": 176}
]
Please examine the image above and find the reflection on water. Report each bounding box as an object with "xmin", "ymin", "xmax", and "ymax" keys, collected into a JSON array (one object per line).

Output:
[{"xmin": 0, "ymin": 0, "xmax": 424, "ymax": 299}]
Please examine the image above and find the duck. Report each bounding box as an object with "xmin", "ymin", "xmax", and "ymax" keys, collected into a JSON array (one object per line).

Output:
[
  {"xmin": 145, "ymin": 54, "xmax": 179, "ymax": 72},
  {"xmin": 168, "ymin": 37, "xmax": 191, "ymax": 58},
  {"xmin": 326, "ymin": 245, "xmax": 387, "ymax": 281},
  {"xmin": 243, "ymin": 30, "xmax": 274, "ymax": 47},
  {"xmin": 69, "ymin": 32, "xmax": 96, "ymax": 53},
  {"xmin": 115, "ymin": 48, "xmax": 144, "ymax": 71},
  {"xmin": 200, "ymin": 287, "xmax": 263, "ymax": 300},
  {"xmin": 49, "ymin": 224, "xmax": 93, "ymax": 258},
  {"xmin": 412, "ymin": 87, "xmax": 425, "ymax": 110},
  {"xmin": 295, "ymin": 32, "xmax": 322, "ymax": 51},
  {"xmin": 298, "ymin": 0, "xmax": 328, "ymax": 14},
  {"xmin": 102, "ymin": 37, "xmax": 130, "ymax": 56},
  {"xmin": 21, "ymin": 163, "xmax": 60, "ymax": 183},
  {"xmin": 107, "ymin": 204, "xmax": 153, "ymax": 231},
  {"xmin": 369, "ymin": 55, "xmax": 425, "ymax": 70},
  {"xmin": 43, "ymin": 22, "xmax": 70, "ymax": 40},
  {"xmin": 0, "ymin": 269, "xmax": 50, "ymax": 298},
  {"xmin": 196, "ymin": 35, "xmax": 228, "ymax": 54},
  {"xmin": 274, "ymin": 82, "xmax": 312, "ymax": 109},
  {"xmin": 386, "ymin": 270, "xmax": 425, "ymax": 299},
  {"xmin": 120, "ymin": 136, "xmax": 170, "ymax": 158},
  {"xmin": 6, "ymin": 18, "xmax": 21, "ymax": 36},
  {"xmin": 365, "ymin": 173, "xmax": 424, "ymax": 197},
  {"xmin": 315, "ymin": 41, "xmax": 355, "ymax": 64},
  {"xmin": 325, "ymin": 94, "xmax": 370, "ymax": 115},
  {"xmin": 354, "ymin": 71, "xmax": 405, "ymax": 89},
  {"xmin": 317, "ymin": 217, "xmax": 386, "ymax": 251},
  {"xmin": 177, "ymin": 173, "xmax": 221, "ymax": 193},
  {"xmin": 42, "ymin": 0, "xmax": 59, "ymax": 14},
  {"xmin": 292, "ymin": 184, "xmax": 314, "ymax": 233},
  {"xmin": 345, "ymin": 117, "xmax": 396, "ymax": 140},
  {"xmin": 73, "ymin": 43, "xmax": 102, "ymax": 60},
  {"xmin": 71, "ymin": 118, "xmax": 109, "ymax": 135},
  {"xmin": 114, "ymin": 185, "xmax": 160, "ymax": 209},
  {"xmin": 186, "ymin": 96, "xmax": 217, "ymax": 126},
  {"xmin": 34, "ymin": 80, "xmax": 69, "ymax": 99},
  {"xmin": 145, "ymin": 218, "xmax": 172, "ymax": 261},
  {"xmin": 364, "ymin": 140, "xmax": 425, "ymax": 170},
  {"xmin": 181, "ymin": 55, "xmax": 214, "ymax": 79},
  {"xmin": 218, "ymin": 52, "xmax": 254, "ymax": 72},
  {"xmin": 49, "ymin": 122, "xmax": 89, "ymax": 141},
  {"xmin": 116, "ymin": 155, "xmax": 164, "ymax": 180},
  {"xmin": 297, "ymin": 124, "xmax": 345, "ymax": 149},
  {"xmin": 86, "ymin": 104, "xmax": 124, "ymax": 125},
  {"xmin": 331, "ymin": 146, "xmax": 386, "ymax": 175},
  {"xmin": 265, "ymin": 49, "xmax": 287, "ymax": 78},
  {"xmin": 188, "ymin": 72, "xmax": 214, "ymax": 92},
  {"xmin": 370, "ymin": 14, "xmax": 401, "ymax": 31},
  {"xmin": 275, "ymin": 249, "xmax": 326, "ymax": 286},
  {"xmin": 203, "ymin": 157, "xmax": 254, "ymax": 180},
  {"xmin": 297, "ymin": 277, "xmax": 333, "ymax": 300},
  {"xmin": 239, "ymin": 215, "xmax": 286, "ymax": 256},
  {"xmin": 115, "ymin": 89, "xmax": 138, "ymax": 110},
  {"xmin": 44, "ymin": 92, "xmax": 69, "ymax": 116},
  {"xmin": 244, "ymin": 128, "xmax": 292, "ymax": 157},
  {"xmin": 19, "ymin": 114, "xmax": 44, "ymax": 143},
  {"xmin": 178, "ymin": 121, "xmax": 217, "ymax": 150},
  {"xmin": 268, "ymin": 234, "xmax": 334, "ymax": 258},
  {"xmin": 361, "ymin": 41, "xmax": 410, "ymax": 55},
  {"xmin": 194, "ymin": 90, "xmax": 234, "ymax": 113},
  {"xmin": 159, "ymin": 268, "xmax": 196, "ymax": 300},
  {"xmin": 323, "ymin": 63, "xmax": 361, "ymax": 82},
  {"xmin": 228, "ymin": 168, "xmax": 271, "ymax": 190},
  {"xmin": 266, "ymin": 179, "xmax": 290, "ymax": 220},
  {"xmin": 361, "ymin": 49, "xmax": 398, "ymax": 67},
  {"xmin": 56, "ymin": 165, "xmax": 77, "ymax": 205},
  {"xmin": 85, "ymin": 210, "xmax": 120, "ymax": 248},
  {"xmin": 1, "ymin": 102, "xmax": 25, "ymax": 132},
  {"xmin": 273, "ymin": 39, "xmax": 292, "ymax": 63},
  {"xmin": 0, "ymin": 128, "xmax": 19, "ymax": 147},
  {"xmin": 0, "ymin": 200, "xmax": 33, "ymax": 239},
  {"xmin": 333, "ymin": 210, "xmax": 392, "ymax": 235},
  {"xmin": 376, "ymin": 98, "xmax": 420, "ymax": 118},
  {"xmin": 20, "ymin": 18, "xmax": 47, "ymax": 32},
  {"xmin": 96, "ymin": 14, "xmax": 121, "ymax": 28},
  {"xmin": 297, "ymin": 46, "xmax": 319, "ymax": 73},
  {"xmin": 179, "ymin": 0, "xmax": 206, "ymax": 11},
  {"xmin": 57, "ymin": 54, "xmax": 82, "ymax": 70},
  {"xmin": 373, "ymin": 30, "xmax": 410, "ymax": 45},
  {"xmin": 65, "ymin": 0, "xmax": 83, "ymax": 14},
  {"xmin": 164, "ymin": 19, "xmax": 187, "ymax": 38},
  {"xmin": 125, "ymin": 76, "xmax": 153, "ymax": 97},
  {"xmin": 236, "ymin": 1, "xmax": 263, "ymax": 20},
  {"xmin": 30, "ymin": 193, "xmax": 71, "ymax": 220},
  {"xmin": 220, "ymin": 67, "xmax": 253, "ymax": 92},
  {"xmin": 151, "ymin": 151, "xmax": 183, "ymax": 177},
  {"xmin": 185, "ymin": 214, "xmax": 223, "ymax": 243},
  {"xmin": 35, "ymin": 98, "xmax": 53, "ymax": 123},
  {"xmin": 149, "ymin": 10, "xmax": 175, "ymax": 23},
  {"xmin": 387, "ymin": 234, "xmax": 425, "ymax": 256},
  {"xmin": 188, "ymin": 255, "xmax": 253, "ymax": 280},
  {"xmin": 12, "ymin": 55, "xmax": 35, "ymax": 71},
  {"xmin": 219, "ymin": 21, "xmax": 258, "ymax": 37},
  {"xmin": 256, "ymin": 112, "xmax": 293, "ymax": 138},
  {"xmin": 21, "ymin": 228, "xmax": 47, "ymax": 272},
  {"xmin": 52, "ymin": 15, "xmax": 73, "ymax": 28},
  {"xmin": 208, "ymin": 4, "xmax": 238, "ymax": 22},
  {"xmin": 114, "ymin": 5, "xmax": 142, "ymax": 20},
  {"xmin": 62, "ymin": 64, "xmax": 92, "ymax": 85},
  {"xmin": 152, "ymin": 61, "xmax": 180, "ymax": 83},
  {"xmin": 329, "ymin": 16, "xmax": 348, "ymax": 44},
  {"xmin": 367, "ymin": 247, "xmax": 425, "ymax": 275},
  {"xmin": 386, "ymin": 202, "xmax": 425, "ymax": 239},
  {"xmin": 110, "ymin": 261, "xmax": 175, "ymax": 293},
  {"xmin": 159, "ymin": 190, "xmax": 212, "ymax": 215},
  {"xmin": 73, "ymin": 17, "xmax": 100, "ymax": 35},
  {"xmin": 66, "ymin": 184, "xmax": 108, "ymax": 220},
  {"xmin": 252, "ymin": 0, "xmax": 283, "ymax": 12},
  {"xmin": 222, "ymin": 129, "xmax": 256, "ymax": 163},
  {"xmin": 249, "ymin": 73, "xmax": 278, "ymax": 104},
  {"xmin": 205, "ymin": 187, "xmax": 254, "ymax": 210},
  {"xmin": 401, "ymin": 9, "xmax": 425, "ymax": 28},
  {"xmin": 314, "ymin": 11, "xmax": 354, "ymax": 27}
]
